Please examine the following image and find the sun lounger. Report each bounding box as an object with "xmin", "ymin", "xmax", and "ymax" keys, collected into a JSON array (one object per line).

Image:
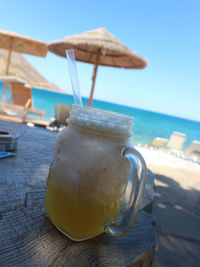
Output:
[
  {"xmin": 0, "ymin": 76, "xmax": 27, "ymax": 102},
  {"xmin": 166, "ymin": 131, "xmax": 186, "ymax": 150},
  {"xmin": 0, "ymin": 82, "xmax": 44, "ymax": 121},
  {"xmin": 54, "ymin": 103, "xmax": 71, "ymax": 126},
  {"xmin": 148, "ymin": 137, "xmax": 168, "ymax": 148},
  {"xmin": 185, "ymin": 141, "xmax": 200, "ymax": 157}
]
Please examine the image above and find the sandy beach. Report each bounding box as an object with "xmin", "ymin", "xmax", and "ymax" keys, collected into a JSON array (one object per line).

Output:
[{"xmin": 136, "ymin": 146, "xmax": 200, "ymax": 266}]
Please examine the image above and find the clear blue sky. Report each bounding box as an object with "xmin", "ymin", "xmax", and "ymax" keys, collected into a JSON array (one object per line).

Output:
[{"xmin": 1, "ymin": 0, "xmax": 200, "ymax": 121}]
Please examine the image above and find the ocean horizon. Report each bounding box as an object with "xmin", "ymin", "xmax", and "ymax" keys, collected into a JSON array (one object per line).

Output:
[{"xmin": 1, "ymin": 83, "xmax": 200, "ymax": 150}]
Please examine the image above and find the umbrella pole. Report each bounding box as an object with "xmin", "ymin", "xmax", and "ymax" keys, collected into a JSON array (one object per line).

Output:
[
  {"xmin": 5, "ymin": 38, "xmax": 13, "ymax": 75},
  {"xmin": 88, "ymin": 49, "xmax": 101, "ymax": 106}
]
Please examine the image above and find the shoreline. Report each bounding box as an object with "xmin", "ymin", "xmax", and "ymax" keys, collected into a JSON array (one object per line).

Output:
[{"xmin": 136, "ymin": 145, "xmax": 200, "ymax": 172}]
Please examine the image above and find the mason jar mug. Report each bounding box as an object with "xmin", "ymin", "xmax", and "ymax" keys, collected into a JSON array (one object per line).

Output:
[{"xmin": 45, "ymin": 105, "xmax": 147, "ymax": 241}]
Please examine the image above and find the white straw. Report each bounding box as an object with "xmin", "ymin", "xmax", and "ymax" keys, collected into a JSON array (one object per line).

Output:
[{"xmin": 66, "ymin": 50, "xmax": 83, "ymax": 106}]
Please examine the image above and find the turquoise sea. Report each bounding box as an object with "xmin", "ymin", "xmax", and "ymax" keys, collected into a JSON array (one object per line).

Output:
[{"xmin": 1, "ymin": 83, "xmax": 200, "ymax": 150}]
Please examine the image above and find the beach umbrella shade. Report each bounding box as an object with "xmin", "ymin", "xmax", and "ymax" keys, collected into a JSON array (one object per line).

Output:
[
  {"xmin": 48, "ymin": 27, "xmax": 147, "ymax": 106},
  {"xmin": 0, "ymin": 30, "xmax": 48, "ymax": 101},
  {"xmin": 0, "ymin": 30, "xmax": 48, "ymax": 75}
]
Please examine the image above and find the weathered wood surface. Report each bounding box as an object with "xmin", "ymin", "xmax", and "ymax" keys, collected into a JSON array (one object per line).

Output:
[{"xmin": 0, "ymin": 120, "xmax": 156, "ymax": 267}]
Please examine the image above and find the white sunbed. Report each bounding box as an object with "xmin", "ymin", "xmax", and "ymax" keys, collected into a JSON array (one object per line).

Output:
[
  {"xmin": 148, "ymin": 137, "xmax": 168, "ymax": 148},
  {"xmin": 54, "ymin": 103, "xmax": 71, "ymax": 125},
  {"xmin": 185, "ymin": 141, "xmax": 200, "ymax": 158},
  {"xmin": 166, "ymin": 131, "xmax": 186, "ymax": 150}
]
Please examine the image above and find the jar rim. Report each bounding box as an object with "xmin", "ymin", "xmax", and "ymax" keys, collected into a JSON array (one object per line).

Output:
[{"xmin": 68, "ymin": 105, "xmax": 134, "ymax": 136}]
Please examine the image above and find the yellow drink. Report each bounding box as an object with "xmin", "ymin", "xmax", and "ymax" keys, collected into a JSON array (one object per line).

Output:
[{"xmin": 45, "ymin": 166, "xmax": 124, "ymax": 240}]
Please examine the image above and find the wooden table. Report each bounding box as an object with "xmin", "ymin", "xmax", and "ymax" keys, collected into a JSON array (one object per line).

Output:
[{"xmin": 0, "ymin": 120, "xmax": 156, "ymax": 267}]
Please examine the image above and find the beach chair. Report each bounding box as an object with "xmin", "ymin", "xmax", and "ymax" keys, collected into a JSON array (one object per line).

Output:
[
  {"xmin": 0, "ymin": 82, "xmax": 44, "ymax": 121},
  {"xmin": 185, "ymin": 141, "xmax": 200, "ymax": 157},
  {"xmin": 54, "ymin": 103, "xmax": 71, "ymax": 125},
  {"xmin": 148, "ymin": 137, "xmax": 168, "ymax": 148},
  {"xmin": 166, "ymin": 131, "xmax": 186, "ymax": 150},
  {"xmin": 0, "ymin": 76, "xmax": 27, "ymax": 102}
]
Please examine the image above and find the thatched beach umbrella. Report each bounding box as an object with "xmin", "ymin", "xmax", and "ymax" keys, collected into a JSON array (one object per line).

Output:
[
  {"xmin": 0, "ymin": 30, "xmax": 47, "ymax": 75},
  {"xmin": 0, "ymin": 30, "xmax": 48, "ymax": 101},
  {"xmin": 48, "ymin": 27, "xmax": 147, "ymax": 106}
]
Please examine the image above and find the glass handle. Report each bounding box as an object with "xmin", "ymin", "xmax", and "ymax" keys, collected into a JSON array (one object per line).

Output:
[{"xmin": 105, "ymin": 146, "xmax": 147, "ymax": 236}]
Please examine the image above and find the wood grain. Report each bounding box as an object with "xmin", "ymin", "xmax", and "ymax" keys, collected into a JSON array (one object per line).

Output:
[{"xmin": 0, "ymin": 120, "xmax": 156, "ymax": 266}]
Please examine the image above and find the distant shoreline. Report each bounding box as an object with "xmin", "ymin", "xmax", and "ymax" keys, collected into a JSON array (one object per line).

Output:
[{"xmin": 32, "ymin": 84, "xmax": 67, "ymax": 93}]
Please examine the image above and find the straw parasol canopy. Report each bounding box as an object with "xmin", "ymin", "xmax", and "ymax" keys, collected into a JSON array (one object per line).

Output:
[
  {"xmin": 48, "ymin": 27, "xmax": 147, "ymax": 106},
  {"xmin": 0, "ymin": 30, "xmax": 48, "ymax": 76},
  {"xmin": 0, "ymin": 30, "xmax": 48, "ymax": 102}
]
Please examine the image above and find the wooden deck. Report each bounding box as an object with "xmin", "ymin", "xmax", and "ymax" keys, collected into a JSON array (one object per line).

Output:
[{"xmin": 0, "ymin": 113, "xmax": 49, "ymax": 127}]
